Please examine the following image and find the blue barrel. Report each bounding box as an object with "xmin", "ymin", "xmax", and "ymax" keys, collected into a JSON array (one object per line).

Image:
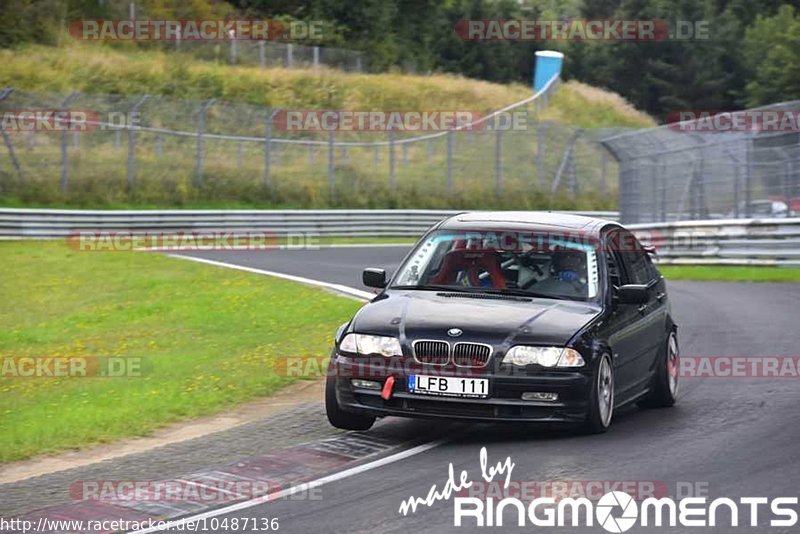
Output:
[{"xmin": 533, "ymin": 51, "xmax": 564, "ymax": 92}]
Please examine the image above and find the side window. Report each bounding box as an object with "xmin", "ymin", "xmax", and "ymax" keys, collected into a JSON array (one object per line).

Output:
[
  {"xmin": 605, "ymin": 228, "xmax": 653, "ymax": 285},
  {"xmin": 627, "ymin": 249, "xmax": 651, "ymax": 285},
  {"xmin": 643, "ymin": 253, "xmax": 661, "ymax": 282}
]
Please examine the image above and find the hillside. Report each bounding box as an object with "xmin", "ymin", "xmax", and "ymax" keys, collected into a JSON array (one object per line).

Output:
[
  {"xmin": 0, "ymin": 44, "xmax": 654, "ymax": 128},
  {"xmin": 0, "ymin": 44, "xmax": 653, "ymax": 209}
]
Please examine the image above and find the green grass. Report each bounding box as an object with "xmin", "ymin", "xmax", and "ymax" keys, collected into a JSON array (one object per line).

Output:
[
  {"xmin": 0, "ymin": 241, "xmax": 361, "ymax": 463},
  {"xmin": 659, "ymin": 265, "xmax": 800, "ymax": 282}
]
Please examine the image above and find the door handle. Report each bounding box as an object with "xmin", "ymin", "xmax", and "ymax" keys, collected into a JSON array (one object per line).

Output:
[
  {"xmin": 656, "ymin": 292, "xmax": 666, "ymax": 302},
  {"xmin": 637, "ymin": 304, "xmax": 648, "ymax": 314}
]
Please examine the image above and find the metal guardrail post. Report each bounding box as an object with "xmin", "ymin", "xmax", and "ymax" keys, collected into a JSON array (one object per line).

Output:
[
  {"xmin": 0, "ymin": 88, "xmax": 24, "ymax": 186},
  {"xmin": 195, "ymin": 99, "xmax": 216, "ymax": 187},
  {"xmin": 126, "ymin": 95, "xmax": 149, "ymax": 191}
]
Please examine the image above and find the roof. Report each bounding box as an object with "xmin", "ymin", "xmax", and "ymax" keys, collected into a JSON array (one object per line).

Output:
[{"xmin": 437, "ymin": 211, "xmax": 617, "ymax": 235}]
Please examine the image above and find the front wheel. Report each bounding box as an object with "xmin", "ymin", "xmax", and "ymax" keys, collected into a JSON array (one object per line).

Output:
[
  {"xmin": 325, "ymin": 373, "xmax": 376, "ymax": 431},
  {"xmin": 639, "ymin": 330, "xmax": 679, "ymax": 408},
  {"xmin": 583, "ymin": 353, "xmax": 615, "ymax": 434}
]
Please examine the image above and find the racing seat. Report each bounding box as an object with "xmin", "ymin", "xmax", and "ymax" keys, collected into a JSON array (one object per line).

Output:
[{"xmin": 429, "ymin": 248, "xmax": 507, "ymax": 288}]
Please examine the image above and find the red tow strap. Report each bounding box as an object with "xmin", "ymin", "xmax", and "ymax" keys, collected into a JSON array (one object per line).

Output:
[{"xmin": 381, "ymin": 375, "xmax": 396, "ymax": 400}]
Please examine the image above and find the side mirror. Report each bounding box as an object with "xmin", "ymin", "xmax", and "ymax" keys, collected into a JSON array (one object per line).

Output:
[
  {"xmin": 616, "ymin": 284, "xmax": 649, "ymax": 305},
  {"xmin": 362, "ymin": 268, "xmax": 387, "ymax": 289}
]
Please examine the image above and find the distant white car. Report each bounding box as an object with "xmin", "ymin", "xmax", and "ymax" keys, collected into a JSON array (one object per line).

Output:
[{"xmin": 727, "ymin": 200, "xmax": 793, "ymax": 218}]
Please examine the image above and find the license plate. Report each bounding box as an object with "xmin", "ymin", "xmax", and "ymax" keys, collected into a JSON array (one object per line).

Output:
[{"xmin": 408, "ymin": 375, "xmax": 488, "ymax": 398}]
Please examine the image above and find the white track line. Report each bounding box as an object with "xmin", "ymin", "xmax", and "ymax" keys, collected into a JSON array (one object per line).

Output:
[
  {"xmin": 166, "ymin": 254, "xmax": 373, "ymax": 301},
  {"xmin": 128, "ymin": 439, "xmax": 446, "ymax": 533}
]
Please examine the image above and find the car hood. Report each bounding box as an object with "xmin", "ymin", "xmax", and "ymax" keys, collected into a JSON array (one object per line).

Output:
[{"xmin": 350, "ymin": 290, "xmax": 602, "ymax": 347}]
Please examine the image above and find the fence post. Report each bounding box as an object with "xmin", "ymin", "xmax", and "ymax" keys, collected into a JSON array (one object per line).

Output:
[
  {"xmin": 313, "ymin": 46, "xmax": 319, "ymax": 69},
  {"xmin": 446, "ymin": 130, "xmax": 454, "ymax": 192},
  {"xmin": 0, "ymin": 89, "xmax": 24, "ymax": 185},
  {"xmin": 286, "ymin": 44, "xmax": 294, "ymax": 68},
  {"xmin": 264, "ymin": 109, "xmax": 278, "ymax": 190},
  {"xmin": 155, "ymin": 134, "xmax": 163, "ymax": 158},
  {"xmin": 402, "ymin": 143, "xmax": 409, "ymax": 166},
  {"xmin": 258, "ymin": 41, "xmax": 266, "ymax": 67},
  {"xmin": 494, "ymin": 128, "xmax": 503, "ymax": 195},
  {"xmin": 600, "ymin": 149, "xmax": 608, "ymax": 196},
  {"xmin": 536, "ymin": 123, "xmax": 546, "ymax": 188},
  {"xmin": 552, "ymin": 130, "xmax": 580, "ymax": 195},
  {"xmin": 744, "ymin": 140, "xmax": 752, "ymax": 217},
  {"xmin": 733, "ymin": 166, "xmax": 741, "ymax": 218},
  {"xmin": 230, "ymin": 38, "xmax": 238, "ymax": 64},
  {"xmin": 388, "ymin": 130, "xmax": 396, "ymax": 192},
  {"xmin": 195, "ymin": 99, "xmax": 215, "ymax": 187},
  {"xmin": 126, "ymin": 95, "xmax": 149, "ymax": 192},
  {"xmin": 328, "ymin": 130, "xmax": 335, "ymax": 201},
  {"xmin": 59, "ymin": 92, "xmax": 80, "ymax": 194}
]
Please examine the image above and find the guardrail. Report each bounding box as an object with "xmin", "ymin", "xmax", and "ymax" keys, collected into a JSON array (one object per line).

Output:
[
  {"xmin": 3, "ymin": 209, "xmax": 797, "ymax": 266},
  {"xmin": 0, "ymin": 208, "xmax": 619, "ymax": 239},
  {"xmin": 629, "ymin": 218, "xmax": 800, "ymax": 266}
]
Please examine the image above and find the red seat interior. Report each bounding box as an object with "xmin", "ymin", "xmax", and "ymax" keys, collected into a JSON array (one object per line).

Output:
[{"xmin": 429, "ymin": 248, "xmax": 506, "ymax": 288}]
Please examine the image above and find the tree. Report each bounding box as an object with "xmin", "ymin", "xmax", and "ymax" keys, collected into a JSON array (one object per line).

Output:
[{"xmin": 743, "ymin": 4, "xmax": 800, "ymax": 106}]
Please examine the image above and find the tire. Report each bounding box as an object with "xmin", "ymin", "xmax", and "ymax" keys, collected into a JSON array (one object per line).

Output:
[
  {"xmin": 639, "ymin": 330, "xmax": 679, "ymax": 408},
  {"xmin": 325, "ymin": 373, "xmax": 376, "ymax": 431},
  {"xmin": 583, "ymin": 353, "xmax": 615, "ymax": 434}
]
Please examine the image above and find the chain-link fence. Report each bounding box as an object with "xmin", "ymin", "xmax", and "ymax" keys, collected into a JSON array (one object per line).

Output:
[
  {"xmin": 602, "ymin": 102, "xmax": 800, "ymax": 224},
  {"xmin": 0, "ymin": 79, "xmax": 620, "ymax": 210}
]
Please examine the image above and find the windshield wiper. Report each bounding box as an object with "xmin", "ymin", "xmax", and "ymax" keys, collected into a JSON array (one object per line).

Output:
[
  {"xmin": 390, "ymin": 284, "xmax": 477, "ymax": 293},
  {"xmin": 474, "ymin": 288, "xmax": 572, "ymax": 301},
  {"xmin": 390, "ymin": 285, "xmax": 572, "ymax": 301}
]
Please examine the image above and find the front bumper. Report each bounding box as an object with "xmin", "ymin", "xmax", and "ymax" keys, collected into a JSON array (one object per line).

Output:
[{"xmin": 331, "ymin": 354, "xmax": 591, "ymax": 423}]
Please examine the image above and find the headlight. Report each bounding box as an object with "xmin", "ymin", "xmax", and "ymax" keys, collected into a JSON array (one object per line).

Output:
[
  {"xmin": 503, "ymin": 346, "xmax": 585, "ymax": 368},
  {"xmin": 339, "ymin": 334, "xmax": 402, "ymax": 357}
]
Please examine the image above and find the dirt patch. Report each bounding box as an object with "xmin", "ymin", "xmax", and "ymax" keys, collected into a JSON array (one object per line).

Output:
[{"xmin": 0, "ymin": 379, "xmax": 324, "ymax": 485}]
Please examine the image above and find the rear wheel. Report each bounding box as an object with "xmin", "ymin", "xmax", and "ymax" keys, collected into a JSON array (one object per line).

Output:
[
  {"xmin": 583, "ymin": 353, "xmax": 614, "ymax": 434},
  {"xmin": 325, "ymin": 373, "xmax": 376, "ymax": 431},
  {"xmin": 639, "ymin": 330, "xmax": 679, "ymax": 408}
]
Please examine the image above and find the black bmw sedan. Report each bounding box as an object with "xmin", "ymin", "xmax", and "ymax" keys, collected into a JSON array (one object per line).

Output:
[{"xmin": 325, "ymin": 212, "xmax": 679, "ymax": 433}]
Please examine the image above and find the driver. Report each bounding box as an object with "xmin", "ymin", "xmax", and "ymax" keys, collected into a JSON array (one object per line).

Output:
[{"xmin": 534, "ymin": 248, "xmax": 589, "ymax": 297}]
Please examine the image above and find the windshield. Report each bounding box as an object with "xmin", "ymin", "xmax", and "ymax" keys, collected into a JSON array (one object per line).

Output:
[{"xmin": 392, "ymin": 230, "xmax": 600, "ymax": 301}]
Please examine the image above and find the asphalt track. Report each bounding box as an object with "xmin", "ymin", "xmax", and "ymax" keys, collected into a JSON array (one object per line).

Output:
[{"xmin": 170, "ymin": 246, "xmax": 800, "ymax": 533}]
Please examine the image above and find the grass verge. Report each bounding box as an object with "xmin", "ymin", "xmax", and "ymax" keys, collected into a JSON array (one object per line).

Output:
[
  {"xmin": 0, "ymin": 241, "xmax": 361, "ymax": 463},
  {"xmin": 659, "ymin": 265, "xmax": 800, "ymax": 282}
]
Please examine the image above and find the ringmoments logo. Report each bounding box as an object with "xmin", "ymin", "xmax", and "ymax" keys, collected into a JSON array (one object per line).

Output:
[{"xmin": 397, "ymin": 448, "xmax": 800, "ymax": 531}]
